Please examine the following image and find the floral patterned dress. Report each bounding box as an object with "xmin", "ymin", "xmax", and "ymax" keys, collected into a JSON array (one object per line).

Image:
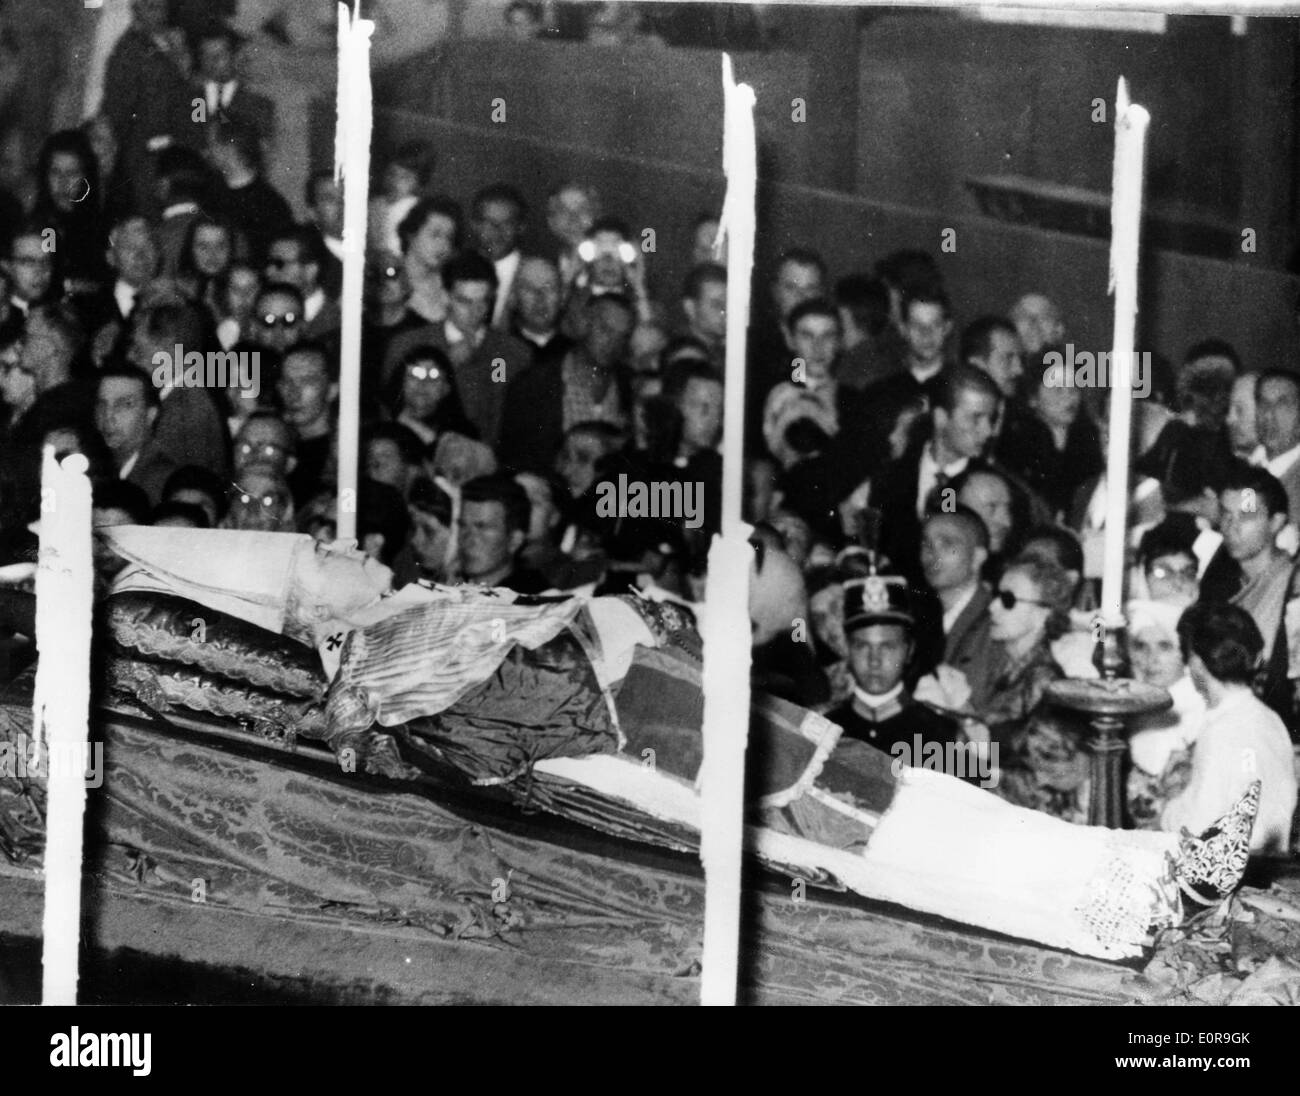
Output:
[{"xmin": 984, "ymin": 641, "xmax": 1093, "ymax": 824}]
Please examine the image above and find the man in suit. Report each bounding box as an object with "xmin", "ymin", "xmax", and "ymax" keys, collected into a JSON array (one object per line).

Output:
[
  {"xmin": 102, "ymin": 0, "xmax": 203, "ymax": 220},
  {"xmin": 127, "ymin": 301, "xmax": 230, "ymax": 476},
  {"xmin": 384, "ymin": 253, "xmax": 533, "ymax": 448},
  {"xmin": 470, "ymin": 184, "xmax": 528, "ymax": 331},
  {"xmin": 74, "ymin": 215, "xmax": 162, "ymax": 344},
  {"xmin": 206, "ymin": 120, "xmax": 294, "ymax": 267},
  {"xmin": 498, "ymin": 293, "xmax": 636, "ymax": 474},
  {"xmin": 507, "ymin": 256, "xmax": 568, "ymax": 355},
  {"xmin": 680, "ymin": 262, "xmax": 727, "ymax": 368},
  {"xmin": 745, "ymin": 247, "xmax": 827, "ymax": 453},
  {"xmin": 1253, "ymin": 370, "xmax": 1300, "ymax": 532},
  {"xmin": 193, "ymin": 24, "xmax": 275, "ymax": 156},
  {"xmin": 843, "ymin": 364, "xmax": 1002, "ymax": 587},
  {"xmin": 920, "ymin": 507, "xmax": 993, "ymax": 678},
  {"xmin": 95, "ymin": 367, "xmax": 176, "ymax": 507},
  {"xmin": 826, "ymin": 574, "xmax": 964, "ymax": 758},
  {"xmin": 862, "ymin": 287, "xmax": 954, "ymax": 417},
  {"xmin": 265, "ymin": 226, "xmax": 340, "ymax": 347},
  {"xmin": 780, "ymin": 297, "xmax": 879, "ymax": 496}
]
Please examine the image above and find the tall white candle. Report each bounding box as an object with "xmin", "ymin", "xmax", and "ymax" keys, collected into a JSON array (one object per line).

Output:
[
  {"xmin": 334, "ymin": 2, "xmax": 374, "ymax": 543},
  {"xmin": 1099, "ymin": 78, "xmax": 1150, "ymax": 630},
  {"xmin": 699, "ymin": 54, "xmax": 756, "ymax": 1007},
  {"xmin": 37, "ymin": 450, "xmax": 93, "ymax": 1005}
]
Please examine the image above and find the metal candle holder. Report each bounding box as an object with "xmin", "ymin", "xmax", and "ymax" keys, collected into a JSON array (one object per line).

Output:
[{"xmin": 1044, "ymin": 619, "xmax": 1171, "ymax": 829}]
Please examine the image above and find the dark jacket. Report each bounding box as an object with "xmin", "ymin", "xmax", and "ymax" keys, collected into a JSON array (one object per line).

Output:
[
  {"xmin": 827, "ymin": 692, "xmax": 962, "ymax": 757},
  {"xmin": 498, "ymin": 347, "xmax": 632, "ymax": 474}
]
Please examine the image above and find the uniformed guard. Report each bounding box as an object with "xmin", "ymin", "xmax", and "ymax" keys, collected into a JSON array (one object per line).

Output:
[{"xmin": 827, "ymin": 574, "xmax": 965, "ymax": 759}]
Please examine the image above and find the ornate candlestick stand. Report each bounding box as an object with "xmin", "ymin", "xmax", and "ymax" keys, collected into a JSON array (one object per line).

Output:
[{"xmin": 1043, "ymin": 622, "xmax": 1171, "ymax": 829}]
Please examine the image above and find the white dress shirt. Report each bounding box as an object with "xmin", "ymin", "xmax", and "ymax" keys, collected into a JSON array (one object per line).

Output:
[
  {"xmin": 114, "ymin": 279, "xmax": 137, "ymax": 321},
  {"xmin": 941, "ymin": 580, "xmax": 979, "ymax": 636},
  {"xmin": 206, "ymin": 79, "xmax": 238, "ymax": 115},
  {"xmin": 1160, "ymin": 686, "xmax": 1297, "ymax": 855}
]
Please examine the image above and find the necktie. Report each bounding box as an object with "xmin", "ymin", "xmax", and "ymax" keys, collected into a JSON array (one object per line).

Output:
[{"xmin": 925, "ymin": 469, "xmax": 951, "ymax": 514}]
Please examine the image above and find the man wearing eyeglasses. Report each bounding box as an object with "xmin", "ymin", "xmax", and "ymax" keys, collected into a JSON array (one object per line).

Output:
[
  {"xmin": 233, "ymin": 412, "xmax": 297, "ymax": 481},
  {"xmin": 250, "ymin": 284, "xmax": 305, "ymax": 357},
  {"xmin": 224, "ymin": 466, "xmax": 295, "ymax": 534}
]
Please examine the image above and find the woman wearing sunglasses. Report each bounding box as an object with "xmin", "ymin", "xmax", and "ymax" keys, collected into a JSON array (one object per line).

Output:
[
  {"xmin": 970, "ymin": 552, "xmax": 1072, "ymax": 725},
  {"xmin": 969, "ymin": 551, "xmax": 1098, "ymax": 821}
]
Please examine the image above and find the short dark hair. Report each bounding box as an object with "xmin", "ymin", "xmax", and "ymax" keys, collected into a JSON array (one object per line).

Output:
[
  {"xmin": 874, "ymin": 248, "xmax": 943, "ymax": 296},
  {"xmin": 589, "ymin": 215, "xmax": 632, "ymax": 240},
  {"xmin": 659, "ymin": 334, "xmax": 712, "ymax": 372},
  {"xmin": 398, "ymin": 341, "xmax": 453, "ymax": 373},
  {"xmin": 933, "ymin": 362, "xmax": 1001, "ymax": 414},
  {"xmin": 1019, "ymin": 523, "xmax": 1084, "ymax": 577},
  {"xmin": 900, "ymin": 287, "xmax": 951, "ymax": 323},
  {"xmin": 1178, "ymin": 601, "xmax": 1263, "ymax": 684},
  {"xmin": 960, "ymin": 315, "xmax": 1017, "ymax": 365},
  {"xmin": 366, "ymin": 421, "xmax": 424, "ymax": 466},
  {"xmin": 238, "ymin": 410, "xmax": 297, "ymax": 455},
  {"xmin": 1220, "ymin": 460, "xmax": 1288, "ymax": 519},
  {"xmin": 1137, "ymin": 515, "xmax": 1199, "ymax": 570},
  {"xmin": 584, "ymin": 291, "xmax": 635, "ymax": 321},
  {"xmin": 256, "ymin": 281, "xmax": 305, "ymax": 312},
  {"xmin": 150, "ymin": 500, "xmax": 211, "ymax": 528},
  {"xmin": 786, "ymin": 296, "xmax": 842, "ymax": 333},
  {"xmin": 662, "ymin": 359, "xmax": 722, "ymax": 405},
  {"xmin": 267, "ymin": 224, "xmax": 324, "ymax": 269},
  {"xmin": 282, "ymin": 340, "xmax": 339, "ymax": 384},
  {"xmin": 96, "ymin": 365, "xmax": 159, "ymax": 410},
  {"xmin": 682, "ymin": 262, "xmax": 726, "ymax": 302},
  {"xmin": 92, "ymin": 479, "xmax": 150, "ymax": 524},
  {"xmin": 163, "ymin": 464, "xmax": 229, "ymax": 520},
  {"xmin": 1184, "ymin": 337, "xmax": 1241, "ymax": 372},
  {"xmin": 472, "ymin": 183, "xmax": 527, "ymax": 221},
  {"xmin": 441, "ymin": 250, "xmax": 498, "ymax": 293},
  {"xmin": 834, "ymin": 274, "xmax": 890, "ymax": 337},
  {"xmin": 387, "ymin": 141, "xmax": 435, "ymax": 184},
  {"xmin": 398, "ymin": 196, "xmax": 465, "ymax": 254},
  {"xmin": 923, "ymin": 504, "xmax": 990, "ymax": 551},
  {"xmin": 460, "ymin": 473, "xmax": 531, "ymax": 535},
  {"xmin": 408, "ymin": 476, "xmax": 455, "ymax": 526},
  {"xmin": 774, "ymin": 247, "xmax": 827, "ymax": 283}
]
